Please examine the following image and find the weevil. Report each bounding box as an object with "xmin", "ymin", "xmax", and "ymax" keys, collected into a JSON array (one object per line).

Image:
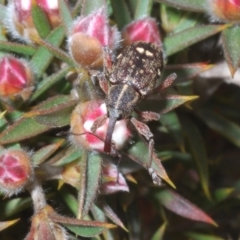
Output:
[{"xmin": 91, "ymin": 41, "xmax": 177, "ymax": 169}]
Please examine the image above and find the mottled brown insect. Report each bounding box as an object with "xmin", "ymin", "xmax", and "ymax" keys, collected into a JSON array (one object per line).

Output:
[
  {"xmin": 110, "ymin": 41, "xmax": 163, "ymax": 96},
  {"xmin": 92, "ymin": 41, "xmax": 176, "ymax": 170}
]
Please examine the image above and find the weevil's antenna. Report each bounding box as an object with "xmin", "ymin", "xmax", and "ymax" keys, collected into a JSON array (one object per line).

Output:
[
  {"xmin": 57, "ymin": 130, "xmax": 120, "ymax": 157},
  {"xmin": 57, "ymin": 130, "xmax": 105, "ymax": 142}
]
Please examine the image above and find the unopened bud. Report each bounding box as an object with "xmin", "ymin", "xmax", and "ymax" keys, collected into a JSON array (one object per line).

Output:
[
  {"xmin": 68, "ymin": 7, "xmax": 120, "ymax": 69},
  {"xmin": 122, "ymin": 17, "xmax": 162, "ymax": 46},
  {"xmin": 6, "ymin": 0, "xmax": 66, "ymax": 42},
  {"xmin": 0, "ymin": 55, "xmax": 34, "ymax": 100},
  {"xmin": 0, "ymin": 149, "xmax": 33, "ymax": 196},
  {"xmin": 208, "ymin": 0, "xmax": 240, "ymax": 22}
]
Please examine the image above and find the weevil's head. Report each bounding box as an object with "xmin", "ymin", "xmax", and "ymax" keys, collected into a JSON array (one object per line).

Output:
[{"xmin": 106, "ymin": 84, "xmax": 140, "ymax": 120}]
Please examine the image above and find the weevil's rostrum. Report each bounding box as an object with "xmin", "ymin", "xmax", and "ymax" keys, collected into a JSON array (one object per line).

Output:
[{"xmin": 110, "ymin": 41, "xmax": 163, "ymax": 96}]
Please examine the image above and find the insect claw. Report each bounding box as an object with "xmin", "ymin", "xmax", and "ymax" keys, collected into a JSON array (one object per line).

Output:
[
  {"xmin": 148, "ymin": 168, "xmax": 162, "ymax": 185},
  {"xmin": 56, "ymin": 131, "xmax": 69, "ymax": 137}
]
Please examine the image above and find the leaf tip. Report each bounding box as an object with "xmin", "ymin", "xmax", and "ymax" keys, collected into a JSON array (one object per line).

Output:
[
  {"xmin": 0, "ymin": 110, "xmax": 7, "ymax": 119},
  {"xmin": 164, "ymin": 176, "xmax": 176, "ymax": 189},
  {"xmin": 228, "ymin": 64, "xmax": 238, "ymax": 78}
]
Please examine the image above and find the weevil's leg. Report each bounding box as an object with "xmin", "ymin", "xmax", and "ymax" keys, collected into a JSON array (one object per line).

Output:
[
  {"xmin": 160, "ymin": 72, "xmax": 177, "ymax": 90},
  {"xmin": 97, "ymin": 72, "xmax": 109, "ymax": 94},
  {"xmin": 103, "ymin": 46, "xmax": 113, "ymax": 77},
  {"xmin": 131, "ymin": 118, "xmax": 162, "ymax": 185},
  {"xmin": 91, "ymin": 114, "xmax": 108, "ymax": 133},
  {"xmin": 115, "ymin": 151, "xmax": 122, "ymax": 185},
  {"xmin": 127, "ymin": 117, "xmax": 162, "ymax": 185},
  {"xmin": 107, "ymin": 141, "xmax": 124, "ymax": 185},
  {"xmin": 89, "ymin": 46, "xmax": 113, "ymax": 94},
  {"xmin": 70, "ymin": 73, "xmax": 84, "ymax": 100},
  {"xmin": 153, "ymin": 72, "xmax": 177, "ymax": 92},
  {"xmin": 130, "ymin": 117, "xmax": 154, "ymax": 168},
  {"xmin": 134, "ymin": 109, "xmax": 160, "ymax": 122},
  {"xmin": 93, "ymin": 46, "xmax": 114, "ymax": 94}
]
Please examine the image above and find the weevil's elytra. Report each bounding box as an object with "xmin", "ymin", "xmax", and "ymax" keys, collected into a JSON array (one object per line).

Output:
[{"xmin": 109, "ymin": 41, "xmax": 163, "ymax": 96}]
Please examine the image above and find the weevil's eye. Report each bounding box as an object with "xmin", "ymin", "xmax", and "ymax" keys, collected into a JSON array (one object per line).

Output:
[
  {"xmin": 116, "ymin": 114, "xmax": 122, "ymax": 120},
  {"xmin": 107, "ymin": 107, "xmax": 123, "ymax": 121}
]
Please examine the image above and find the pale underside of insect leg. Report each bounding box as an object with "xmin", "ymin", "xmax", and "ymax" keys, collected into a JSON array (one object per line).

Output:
[
  {"xmin": 154, "ymin": 72, "xmax": 177, "ymax": 92},
  {"xmin": 135, "ymin": 110, "xmax": 160, "ymax": 122}
]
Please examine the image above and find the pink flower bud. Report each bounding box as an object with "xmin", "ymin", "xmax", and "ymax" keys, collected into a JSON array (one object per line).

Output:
[
  {"xmin": 208, "ymin": 0, "xmax": 240, "ymax": 22},
  {"xmin": 68, "ymin": 7, "xmax": 120, "ymax": 69},
  {"xmin": 0, "ymin": 55, "xmax": 34, "ymax": 99},
  {"xmin": 0, "ymin": 149, "xmax": 33, "ymax": 196},
  {"xmin": 100, "ymin": 163, "xmax": 129, "ymax": 194},
  {"xmin": 6, "ymin": 0, "xmax": 65, "ymax": 42},
  {"xmin": 122, "ymin": 17, "xmax": 162, "ymax": 46},
  {"xmin": 70, "ymin": 101, "xmax": 130, "ymax": 152}
]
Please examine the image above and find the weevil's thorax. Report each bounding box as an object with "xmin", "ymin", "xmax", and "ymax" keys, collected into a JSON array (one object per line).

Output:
[
  {"xmin": 109, "ymin": 41, "xmax": 164, "ymax": 96},
  {"xmin": 106, "ymin": 84, "xmax": 140, "ymax": 120}
]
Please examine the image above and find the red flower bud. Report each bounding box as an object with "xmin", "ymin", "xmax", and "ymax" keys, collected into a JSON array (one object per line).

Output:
[
  {"xmin": 68, "ymin": 7, "xmax": 120, "ymax": 69},
  {"xmin": 70, "ymin": 101, "xmax": 130, "ymax": 152},
  {"xmin": 122, "ymin": 17, "xmax": 162, "ymax": 46},
  {"xmin": 0, "ymin": 55, "xmax": 34, "ymax": 100},
  {"xmin": 208, "ymin": 0, "xmax": 240, "ymax": 22},
  {"xmin": 0, "ymin": 149, "xmax": 33, "ymax": 196},
  {"xmin": 6, "ymin": 0, "xmax": 66, "ymax": 42}
]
